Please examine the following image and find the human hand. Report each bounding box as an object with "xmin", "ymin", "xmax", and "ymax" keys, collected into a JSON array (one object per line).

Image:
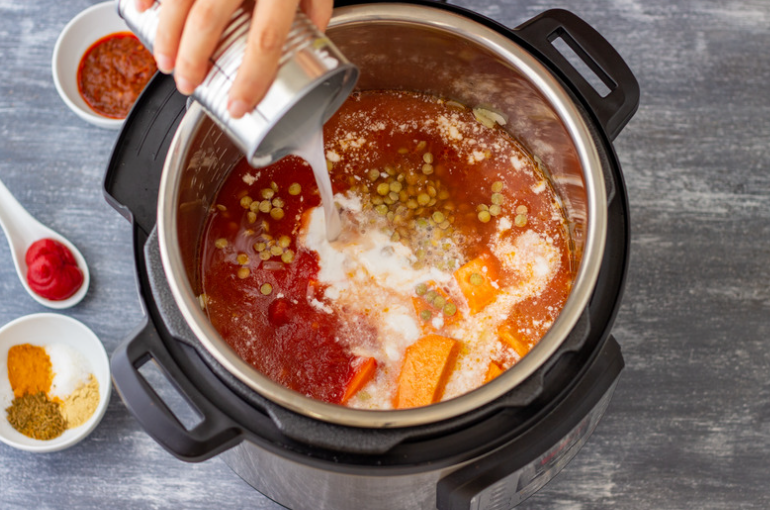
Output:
[{"xmin": 135, "ymin": 0, "xmax": 334, "ymax": 118}]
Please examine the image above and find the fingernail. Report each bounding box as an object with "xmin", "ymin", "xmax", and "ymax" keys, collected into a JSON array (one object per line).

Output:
[
  {"xmin": 228, "ymin": 99, "xmax": 250, "ymax": 119},
  {"xmin": 175, "ymin": 76, "xmax": 196, "ymax": 96},
  {"xmin": 155, "ymin": 53, "xmax": 174, "ymax": 74}
]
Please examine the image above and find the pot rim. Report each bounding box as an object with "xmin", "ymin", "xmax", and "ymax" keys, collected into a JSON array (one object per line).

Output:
[{"xmin": 157, "ymin": 3, "xmax": 607, "ymax": 428}]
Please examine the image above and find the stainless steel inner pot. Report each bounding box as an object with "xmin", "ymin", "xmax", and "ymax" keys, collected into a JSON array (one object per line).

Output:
[{"xmin": 156, "ymin": 3, "xmax": 607, "ymax": 428}]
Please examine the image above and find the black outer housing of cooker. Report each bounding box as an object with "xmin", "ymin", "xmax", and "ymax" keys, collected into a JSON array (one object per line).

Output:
[{"xmin": 105, "ymin": 1, "xmax": 638, "ymax": 506}]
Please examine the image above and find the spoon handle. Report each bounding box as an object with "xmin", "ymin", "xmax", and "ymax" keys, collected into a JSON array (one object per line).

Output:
[{"xmin": 0, "ymin": 177, "xmax": 45, "ymax": 253}]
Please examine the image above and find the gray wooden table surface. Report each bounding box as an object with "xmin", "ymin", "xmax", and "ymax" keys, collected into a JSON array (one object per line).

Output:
[{"xmin": 1, "ymin": 0, "xmax": 769, "ymax": 508}]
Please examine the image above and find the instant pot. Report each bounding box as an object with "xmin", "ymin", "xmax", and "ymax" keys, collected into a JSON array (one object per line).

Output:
[{"xmin": 106, "ymin": 2, "xmax": 639, "ymax": 509}]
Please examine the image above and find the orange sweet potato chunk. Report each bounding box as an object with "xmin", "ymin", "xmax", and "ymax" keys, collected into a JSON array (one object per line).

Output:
[
  {"xmin": 341, "ymin": 357, "xmax": 377, "ymax": 404},
  {"xmin": 453, "ymin": 252, "xmax": 501, "ymax": 314},
  {"xmin": 498, "ymin": 326, "xmax": 531, "ymax": 358},
  {"xmin": 393, "ymin": 334, "xmax": 460, "ymax": 409},
  {"xmin": 484, "ymin": 361, "xmax": 504, "ymax": 383}
]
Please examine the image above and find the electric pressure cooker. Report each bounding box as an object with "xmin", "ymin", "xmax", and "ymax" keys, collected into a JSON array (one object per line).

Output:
[{"xmin": 105, "ymin": 2, "xmax": 639, "ymax": 509}]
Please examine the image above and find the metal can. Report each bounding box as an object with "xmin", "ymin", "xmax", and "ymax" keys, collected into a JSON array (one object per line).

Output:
[{"xmin": 116, "ymin": 0, "xmax": 359, "ymax": 167}]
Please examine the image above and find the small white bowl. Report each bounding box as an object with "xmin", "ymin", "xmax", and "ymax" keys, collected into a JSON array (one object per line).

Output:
[
  {"xmin": 52, "ymin": 1, "xmax": 133, "ymax": 129},
  {"xmin": 0, "ymin": 313, "xmax": 111, "ymax": 453}
]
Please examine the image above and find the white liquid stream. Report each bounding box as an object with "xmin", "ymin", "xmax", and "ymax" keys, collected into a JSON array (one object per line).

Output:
[{"xmin": 291, "ymin": 126, "xmax": 342, "ymax": 241}]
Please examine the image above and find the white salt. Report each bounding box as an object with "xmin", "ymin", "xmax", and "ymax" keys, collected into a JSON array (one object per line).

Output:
[{"xmin": 46, "ymin": 344, "xmax": 92, "ymax": 399}]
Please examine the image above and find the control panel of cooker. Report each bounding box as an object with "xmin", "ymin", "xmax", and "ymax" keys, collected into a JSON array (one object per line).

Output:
[{"xmin": 437, "ymin": 336, "xmax": 623, "ymax": 510}]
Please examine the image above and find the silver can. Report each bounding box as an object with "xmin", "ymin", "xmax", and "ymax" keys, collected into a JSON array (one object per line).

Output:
[{"xmin": 116, "ymin": 0, "xmax": 359, "ymax": 167}]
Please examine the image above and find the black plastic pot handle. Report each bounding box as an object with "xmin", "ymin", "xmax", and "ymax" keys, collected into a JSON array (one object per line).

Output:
[
  {"xmin": 111, "ymin": 318, "xmax": 243, "ymax": 462},
  {"xmin": 515, "ymin": 9, "xmax": 640, "ymax": 141}
]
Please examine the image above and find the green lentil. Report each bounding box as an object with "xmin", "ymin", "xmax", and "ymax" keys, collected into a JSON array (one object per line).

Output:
[
  {"xmin": 270, "ymin": 208, "xmax": 285, "ymax": 220},
  {"xmin": 415, "ymin": 283, "xmax": 428, "ymax": 296},
  {"xmin": 470, "ymin": 273, "xmax": 484, "ymax": 286},
  {"xmin": 288, "ymin": 183, "xmax": 301, "ymax": 195},
  {"xmin": 491, "ymin": 181, "xmax": 504, "ymax": 193},
  {"xmin": 420, "ymin": 310, "xmax": 432, "ymax": 321},
  {"xmin": 478, "ymin": 210, "xmax": 491, "ymax": 223},
  {"xmin": 443, "ymin": 302, "xmax": 457, "ymax": 316},
  {"xmin": 260, "ymin": 283, "xmax": 273, "ymax": 295}
]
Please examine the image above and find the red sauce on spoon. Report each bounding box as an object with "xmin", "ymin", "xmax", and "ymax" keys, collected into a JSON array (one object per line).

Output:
[{"xmin": 25, "ymin": 239, "xmax": 84, "ymax": 301}]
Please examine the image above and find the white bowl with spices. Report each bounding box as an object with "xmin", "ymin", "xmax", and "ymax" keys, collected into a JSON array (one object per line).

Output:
[{"xmin": 0, "ymin": 313, "xmax": 111, "ymax": 453}]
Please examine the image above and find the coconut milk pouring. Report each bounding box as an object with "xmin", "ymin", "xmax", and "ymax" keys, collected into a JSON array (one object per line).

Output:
[{"xmin": 117, "ymin": 0, "xmax": 356, "ymax": 239}]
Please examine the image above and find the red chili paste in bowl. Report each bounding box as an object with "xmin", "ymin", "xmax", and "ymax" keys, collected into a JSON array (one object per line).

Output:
[
  {"xmin": 25, "ymin": 239, "xmax": 84, "ymax": 301},
  {"xmin": 77, "ymin": 32, "xmax": 157, "ymax": 119}
]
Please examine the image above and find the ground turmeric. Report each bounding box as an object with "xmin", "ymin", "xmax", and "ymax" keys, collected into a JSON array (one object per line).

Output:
[{"xmin": 7, "ymin": 343, "xmax": 53, "ymax": 398}]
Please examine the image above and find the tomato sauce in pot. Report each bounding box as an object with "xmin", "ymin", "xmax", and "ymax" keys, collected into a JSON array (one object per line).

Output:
[
  {"xmin": 77, "ymin": 32, "xmax": 156, "ymax": 119},
  {"xmin": 199, "ymin": 91, "xmax": 574, "ymax": 409}
]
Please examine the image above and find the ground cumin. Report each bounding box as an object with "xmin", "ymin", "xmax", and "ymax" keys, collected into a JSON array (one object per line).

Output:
[{"xmin": 5, "ymin": 392, "xmax": 66, "ymax": 440}]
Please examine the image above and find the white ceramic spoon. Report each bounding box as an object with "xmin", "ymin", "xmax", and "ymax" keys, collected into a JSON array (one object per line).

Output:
[{"xmin": 0, "ymin": 178, "xmax": 89, "ymax": 308}]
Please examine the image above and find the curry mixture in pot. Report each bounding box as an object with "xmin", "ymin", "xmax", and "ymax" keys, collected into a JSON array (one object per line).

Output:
[{"xmin": 198, "ymin": 91, "xmax": 573, "ymax": 409}]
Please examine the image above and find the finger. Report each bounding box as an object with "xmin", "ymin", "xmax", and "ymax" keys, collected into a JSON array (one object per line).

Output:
[
  {"xmin": 175, "ymin": 0, "xmax": 243, "ymax": 95},
  {"xmin": 228, "ymin": 0, "xmax": 301, "ymax": 118},
  {"xmin": 300, "ymin": 0, "xmax": 334, "ymax": 32},
  {"xmin": 154, "ymin": 0, "xmax": 195, "ymax": 75},
  {"xmin": 135, "ymin": 0, "xmax": 155, "ymax": 13}
]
